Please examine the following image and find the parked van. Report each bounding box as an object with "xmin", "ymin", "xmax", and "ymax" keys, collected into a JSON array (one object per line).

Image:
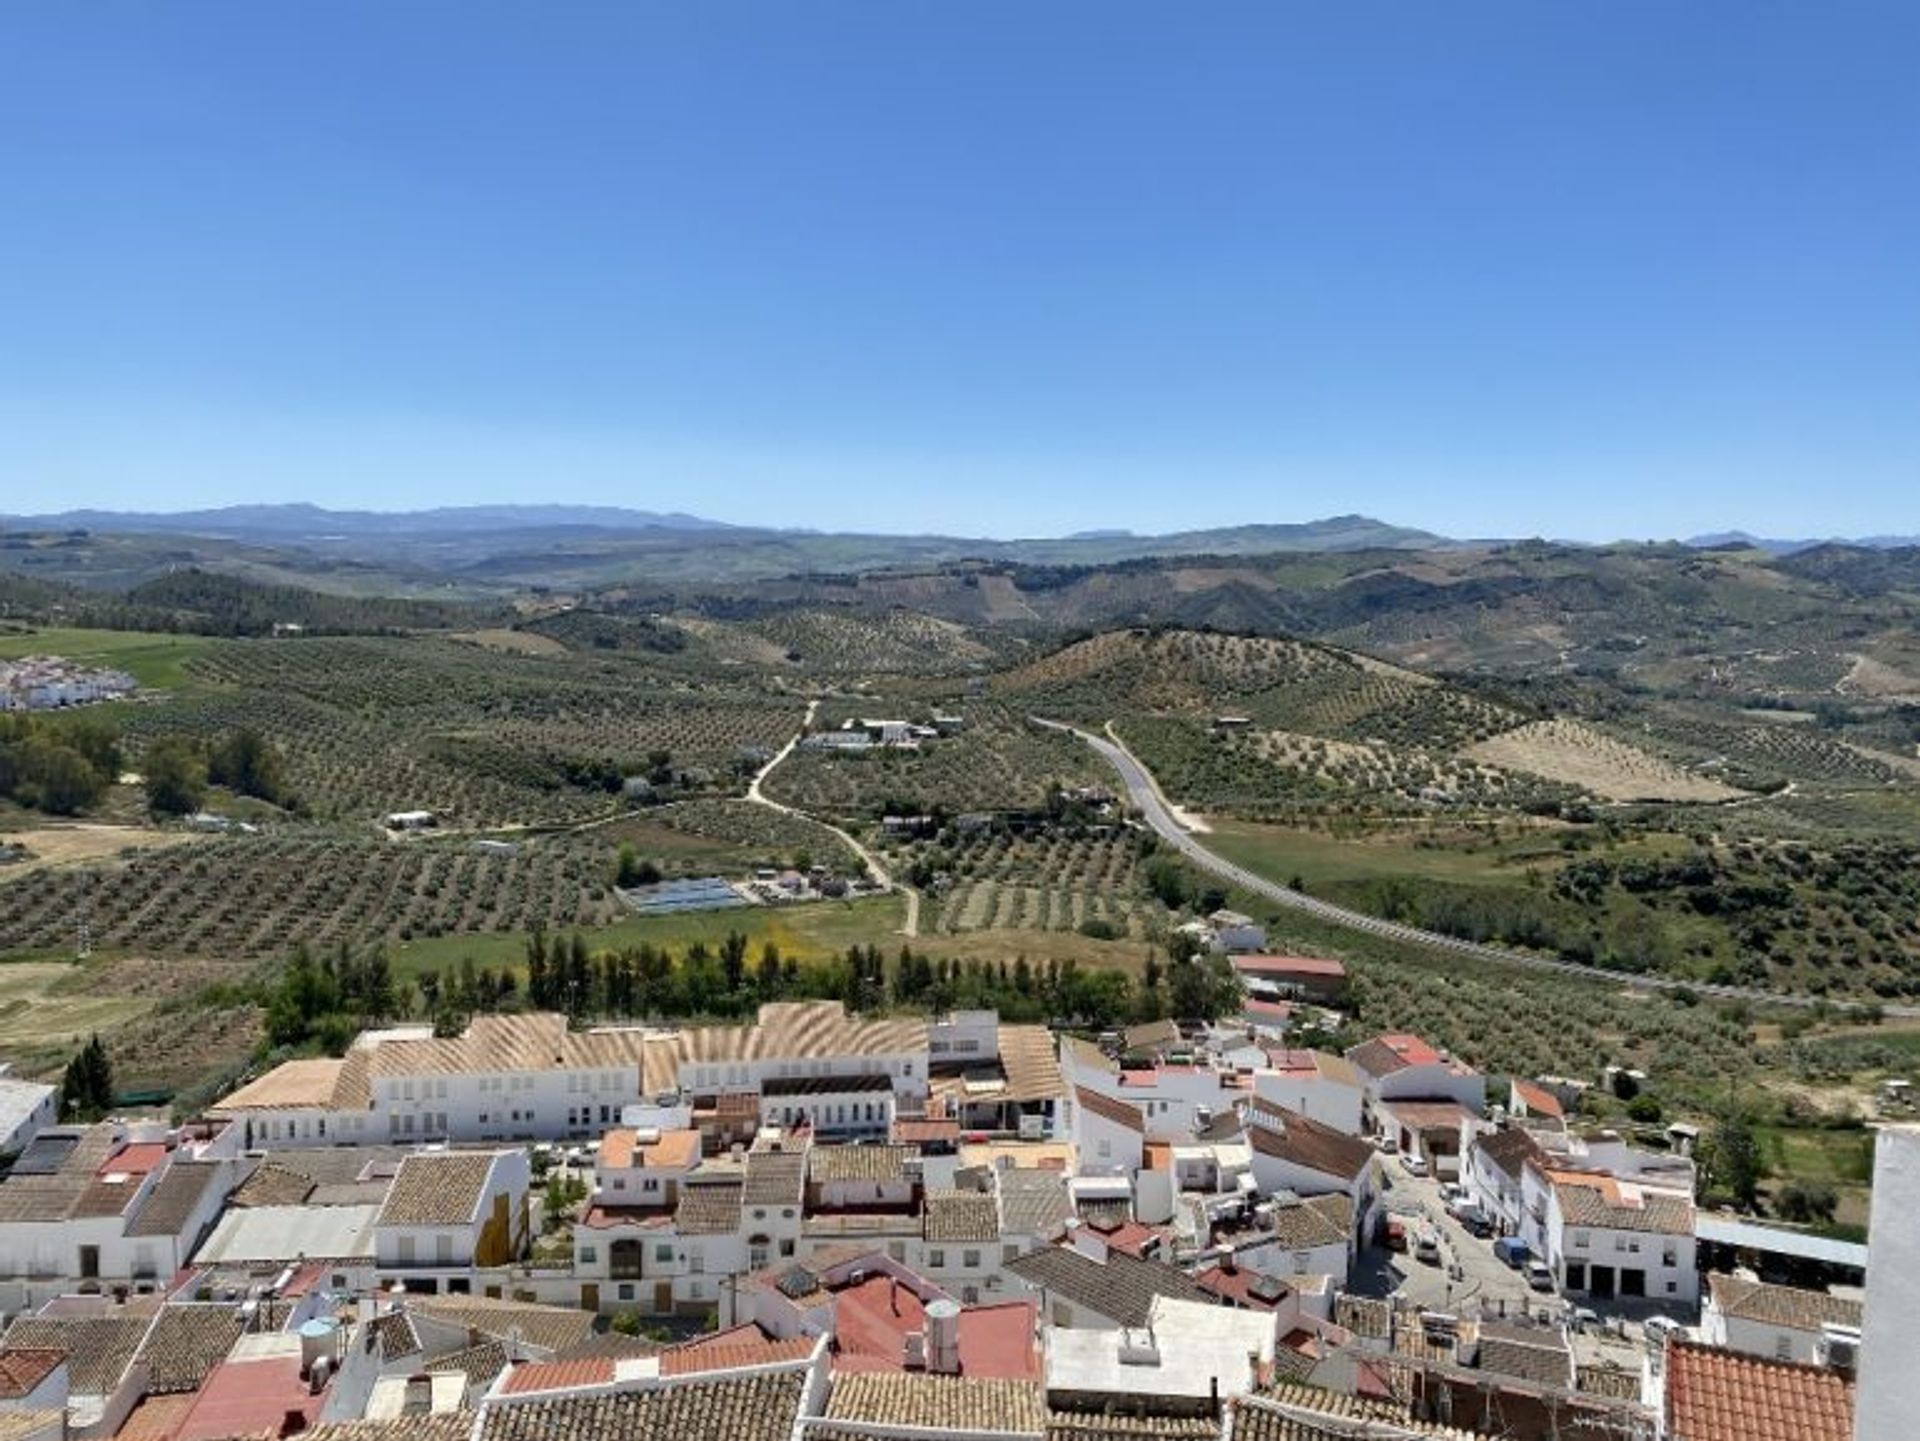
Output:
[{"xmin": 1494, "ymin": 1237, "xmax": 1530, "ymax": 1268}]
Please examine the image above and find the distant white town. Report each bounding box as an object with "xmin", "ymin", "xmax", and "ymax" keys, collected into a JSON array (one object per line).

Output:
[{"xmin": 0, "ymin": 656, "xmax": 136, "ymax": 712}]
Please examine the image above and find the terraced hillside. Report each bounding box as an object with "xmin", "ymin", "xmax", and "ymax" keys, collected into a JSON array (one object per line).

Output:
[
  {"xmin": 119, "ymin": 635, "xmax": 801, "ymax": 827},
  {"xmin": 996, "ymin": 628, "xmax": 1726, "ymax": 818}
]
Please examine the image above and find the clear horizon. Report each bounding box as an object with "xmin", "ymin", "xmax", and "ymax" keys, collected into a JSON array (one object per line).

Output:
[{"xmin": 4, "ymin": 4, "xmax": 1916, "ymax": 540}]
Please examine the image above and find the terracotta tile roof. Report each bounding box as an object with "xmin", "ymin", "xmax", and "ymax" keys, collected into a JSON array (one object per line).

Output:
[
  {"xmin": 210, "ymin": 1057, "xmax": 352, "ymax": 1111},
  {"xmin": 240, "ymin": 1145, "xmax": 416, "ymax": 1207},
  {"xmin": 1223, "ymin": 1193, "xmax": 1351, "ymax": 1253},
  {"xmin": 480, "ymin": 1370, "xmax": 808, "ymax": 1441},
  {"xmin": 809, "ymin": 1144, "xmax": 916, "ymax": 1184},
  {"xmin": 1, "ymin": 1315, "xmax": 150, "ymax": 1393},
  {"xmin": 669, "ymin": 1001, "xmax": 928, "ymax": 1072},
  {"xmin": 658, "ymin": 1324, "xmax": 815, "ymax": 1375},
  {"xmin": 1046, "ymin": 1412, "xmax": 1221, "ymax": 1440},
  {"xmin": 893, "ymin": 1116, "xmax": 962, "ymax": 1145},
  {"xmin": 134, "ymin": 1305, "xmax": 244, "ymax": 1394},
  {"xmin": 1195, "ymin": 1263, "xmax": 1293, "ymax": 1310},
  {"xmin": 1550, "ymin": 1173, "xmax": 1693, "ymax": 1235},
  {"xmin": 0, "ymin": 1413, "xmax": 65, "ymax": 1441},
  {"xmin": 114, "ymin": 1393, "xmax": 199, "ymax": 1441},
  {"xmin": 1347, "ymin": 1034, "xmax": 1454, "ymax": 1079},
  {"xmin": 825, "ymin": 1373, "xmax": 1046, "ymax": 1432},
  {"xmin": 743, "ymin": 1147, "xmax": 808, "ymax": 1207},
  {"xmin": 230, "ymin": 1160, "xmax": 317, "ymax": 1208},
  {"xmin": 365, "ymin": 1311, "xmax": 424, "ymax": 1362},
  {"xmin": 996, "ymin": 1024, "xmax": 1068, "ymax": 1102},
  {"xmin": 998, "ymin": 1169, "xmax": 1074, "ymax": 1238},
  {"xmin": 0, "ymin": 1348, "xmax": 63, "ymax": 1399},
  {"xmin": 1230, "ymin": 1391, "xmax": 1474, "ymax": 1440},
  {"xmin": 1707, "ymin": 1274, "xmax": 1863, "ymax": 1332},
  {"xmin": 127, "ymin": 1160, "xmax": 223, "ymax": 1238},
  {"xmin": 550, "ymin": 1333, "xmax": 665, "ymax": 1363},
  {"xmin": 376, "ymin": 1151, "xmax": 502, "ymax": 1227},
  {"xmin": 674, "ymin": 1173, "xmax": 745, "ymax": 1234},
  {"xmin": 599, "ymin": 1127, "xmax": 700, "ymax": 1172},
  {"xmin": 1247, "ymin": 1106, "xmax": 1374, "ymax": 1183},
  {"xmin": 412, "ymin": 1297, "xmax": 597, "ymax": 1354},
  {"xmin": 287, "ymin": 1420, "xmax": 475, "ymax": 1441},
  {"xmin": 1511, "ymin": 1079, "xmax": 1565, "ymax": 1119},
  {"xmin": 501, "ymin": 1356, "xmax": 617, "ymax": 1394},
  {"xmin": 1472, "ymin": 1127, "xmax": 1543, "ymax": 1181},
  {"xmin": 1664, "ymin": 1340, "xmax": 1854, "ymax": 1441},
  {"xmin": 1233, "ymin": 955, "xmax": 1347, "ymax": 978},
  {"xmin": 426, "ymin": 1338, "xmax": 511, "ymax": 1391},
  {"xmin": 1004, "ymin": 1244, "xmax": 1212, "ymax": 1327},
  {"xmin": 0, "ymin": 1126, "xmax": 118, "ymax": 1223},
  {"xmin": 1475, "ymin": 1321, "xmax": 1573, "ymax": 1389},
  {"xmin": 924, "ymin": 1189, "xmax": 1001, "ymax": 1243},
  {"xmin": 1074, "ymin": 1087, "xmax": 1145, "ymax": 1135},
  {"xmin": 69, "ymin": 1142, "xmax": 170, "ymax": 1220}
]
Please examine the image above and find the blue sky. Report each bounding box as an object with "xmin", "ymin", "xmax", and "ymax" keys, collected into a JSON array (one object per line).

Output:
[{"xmin": 2, "ymin": 4, "xmax": 1916, "ymax": 540}]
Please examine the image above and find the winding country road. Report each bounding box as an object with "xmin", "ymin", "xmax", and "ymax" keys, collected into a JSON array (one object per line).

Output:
[
  {"xmin": 748, "ymin": 698, "xmax": 920, "ymax": 937},
  {"xmin": 1034, "ymin": 717, "xmax": 1917, "ymax": 1018}
]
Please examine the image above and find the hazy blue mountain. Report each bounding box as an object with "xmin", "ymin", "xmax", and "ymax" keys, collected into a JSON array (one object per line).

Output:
[{"xmin": 1, "ymin": 502, "xmax": 736, "ymax": 537}]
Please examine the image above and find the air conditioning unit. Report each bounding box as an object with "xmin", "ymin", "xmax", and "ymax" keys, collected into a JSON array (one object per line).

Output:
[{"xmin": 1819, "ymin": 1324, "xmax": 1862, "ymax": 1373}]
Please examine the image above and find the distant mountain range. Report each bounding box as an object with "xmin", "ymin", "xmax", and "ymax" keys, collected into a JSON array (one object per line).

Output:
[
  {"xmin": 0, "ymin": 504, "xmax": 1451, "ymax": 560},
  {"xmin": 5, "ymin": 503, "xmax": 1917, "ymax": 596},
  {"xmin": 0, "ymin": 502, "xmax": 737, "ymax": 538},
  {"xmin": 1685, "ymin": 530, "xmax": 1920, "ymax": 556}
]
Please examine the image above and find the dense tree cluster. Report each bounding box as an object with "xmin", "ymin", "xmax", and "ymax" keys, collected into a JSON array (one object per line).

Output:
[
  {"xmin": 263, "ymin": 942, "xmax": 399, "ymax": 1053},
  {"xmin": 145, "ymin": 726, "xmax": 295, "ymax": 817},
  {"xmin": 0, "ymin": 714, "xmax": 121, "ymax": 815},
  {"xmin": 501, "ymin": 928, "xmax": 1247, "ymax": 1032}
]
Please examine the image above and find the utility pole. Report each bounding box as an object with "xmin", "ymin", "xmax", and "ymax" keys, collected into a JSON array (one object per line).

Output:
[{"xmin": 76, "ymin": 870, "xmax": 92, "ymax": 960}]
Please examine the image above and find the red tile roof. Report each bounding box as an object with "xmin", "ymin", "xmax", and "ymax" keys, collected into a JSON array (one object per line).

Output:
[
  {"xmin": 1377, "ymin": 1034, "xmax": 1442, "ymax": 1066},
  {"xmin": 170, "ymin": 1354, "xmax": 323, "ymax": 1441},
  {"xmin": 1511, "ymin": 1079, "xmax": 1565, "ymax": 1119},
  {"xmin": 1195, "ymin": 1263, "xmax": 1292, "ymax": 1311},
  {"xmin": 1074, "ymin": 1087, "xmax": 1145, "ymax": 1135},
  {"xmin": 1665, "ymin": 1341, "xmax": 1854, "ymax": 1441},
  {"xmin": 113, "ymin": 1393, "xmax": 198, "ymax": 1441},
  {"xmin": 501, "ymin": 1356, "xmax": 617, "ymax": 1394},
  {"xmin": 829, "ymin": 1274, "xmax": 1040, "ymax": 1379},
  {"xmin": 101, "ymin": 1142, "xmax": 171, "ymax": 1178},
  {"xmin": 0, "ymin": 1348, "xmax": 64, "ymax": 1398},
  {"xmin": 660, "ymin": 1324, "xmax": 815, "ymax": 1376},
  {"xmin": 599, "ymin": 1127, "xmax": 701, "ymax": 1171},
  {"xmin": 891, "ymin": 1117, "xmax": 961, "ymax": 1145},
  {"xmin": 1093, "ymin": 1221, "xmax": 1169, "ymax": 1260},
  {"xmin": 1232, "ymin": 955, "xmax": 1347, "ymax": 978}
]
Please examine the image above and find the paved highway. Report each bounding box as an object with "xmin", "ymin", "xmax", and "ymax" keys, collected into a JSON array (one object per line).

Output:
[{"xmin": 1034, "ymin": 717, "xmax": 1917, "ymax": 1018}]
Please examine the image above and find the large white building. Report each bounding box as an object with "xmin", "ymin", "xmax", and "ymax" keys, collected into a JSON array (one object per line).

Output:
[{"xmin": 209, "ymin": 1003, "xmax": 934, "ymax": 1149}]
